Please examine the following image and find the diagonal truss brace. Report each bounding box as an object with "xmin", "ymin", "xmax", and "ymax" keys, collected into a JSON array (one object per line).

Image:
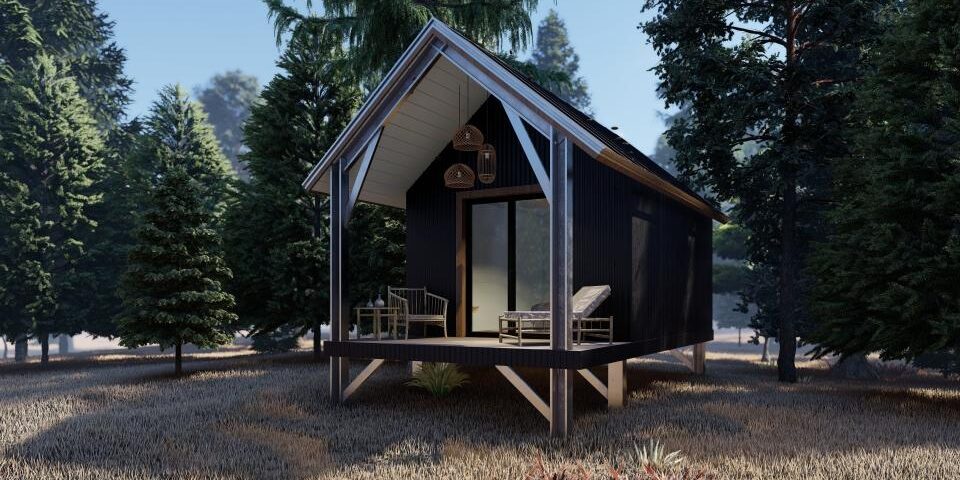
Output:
[
  {"xmin": 669, "ymin": 343, "xmax": 706, "ymax": 375},
  {"xmin": 504, "ymin": 104, "xmax": 551, "ymax": 204},
  {"xmin": 495, "ymin": 366, "xmax": 550, "ymax": 420},
  {"xmin": 341, "ymin": 359, "xmax": 385, "ymax": 401}
]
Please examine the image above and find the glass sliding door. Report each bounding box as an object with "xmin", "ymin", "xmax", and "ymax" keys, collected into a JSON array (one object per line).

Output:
[
  {"xmin": 469, "ymin": 197, "xmax": 549, "ymax": 334},
  {"xmin": 515, "ymin": 199, "xmax": 550, "ymax": 311},
  {"xmin": 471, "ymin": 202, "xmax": 509, "ymax": 332}
]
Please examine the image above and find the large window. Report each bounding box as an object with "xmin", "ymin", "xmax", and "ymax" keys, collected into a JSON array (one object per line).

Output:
[
  {"xmin": 469, "ymin": 197, "xmax": 549, "ymax": 333},
  {"xmin": 515, "ymin": 199, "xmax": 550, "ymax": 310}
]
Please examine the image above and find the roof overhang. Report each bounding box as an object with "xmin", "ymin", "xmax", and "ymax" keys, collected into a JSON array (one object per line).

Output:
[{"xmin": 302, "ymin": 18, "xmax": 727, "ymax": 223}]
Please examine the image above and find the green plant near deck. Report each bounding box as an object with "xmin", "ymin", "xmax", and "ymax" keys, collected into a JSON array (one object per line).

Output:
[
  {"xmin": 406, "ymin": 362, "xmax": 469, "ymax": 397},
  {"xmin": 628, "ymin": 440, "xmax": 685, "ymax": 473}
]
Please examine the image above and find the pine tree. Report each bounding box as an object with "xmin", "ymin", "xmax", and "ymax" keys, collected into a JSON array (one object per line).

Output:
[
  {"xmin": 531, "ymin": 9, "xmax": 590, "ymax": 112},
  {"xmin": 809, "ymin": 0, "xmax": 960, "ymax": 370},
  {"xmin": 0, "ymin": 0, "xmax": 41, "ymax": 71},
  {"xmin": 130, "ymin": 84, "xmax": 235, "ymax": 217},
  {"xmin": 223, "ymin": 30, "xmax": 361, "ymax": 356},
  {"xmin": 265, "ymin": 0, "xmax": 539, "ymax": 82},
  {"xmin": 641, "ymin": 0, "xmax": 885, "ymax": 382},
  {"xmin": 77, "ymin": 120, "xmax": 143, "ymax": 338},
  {"xmin": 1, "ymin": 0, "xmax": 133, "ymax": 348},
  {"xmin": 0, "ymin": 172, "xmax": 47, "ymax": 360},
  {"xmin": 117, "ymin": 167, "xmax": 236, "ymax": 375},
  {"xmin": 17, "ymin": 0, "xmax": 132, "ymax": 127},
  {"xmin": 0, "ymin": 55, "xmax": 104, "ymax": 363}
]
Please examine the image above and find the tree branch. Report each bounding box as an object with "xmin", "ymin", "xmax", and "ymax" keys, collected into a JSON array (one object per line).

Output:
[{"xmin": 728, "ymin": 24, "xmax": 786, "ymax": 47}]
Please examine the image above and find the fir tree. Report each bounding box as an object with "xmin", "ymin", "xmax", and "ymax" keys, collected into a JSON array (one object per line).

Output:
[
  {"xmin": 17, "ymin": 0, "xmax": 132, "ymax": 128},
  {"xmin": 531, "ymin": 9, "xmax": 590, "ymax": 112},
  {"xmin": 641, "ymin": 0, "xmax": 885, "ymax": 382},
  {"xmin": 0, "ymin": 0, "xmax": 41, "ymax": 71},
  {"xmin": 76, "ymin": 120, "xmax": 143, "ymax": 337},
  {"xmin": 265, "ymin": 0, "xmax": 540, "ymax": 84},
  {"xmin": 0, "ymin": 55, "xmax": 104, "ymax": 363},
  {"xmin": 0, "ymin": 172, "xmax": 47, "ymax": 360},
  {"xmin": 117, "ymin": 167, "xmax": 236, "ymax": 376},
  {"xmin": 130, "ymin": 84, "xmax": 235, "ymax": 217},
  {"xmin": 223, "ymin": 30, "xmax": 361, "ymax": 357},
  {"xmin": 1, "ymin": 0, "xmax": 134, "ymax": 347},
  {"xmin": 809, "ymin": 0, "xmax": 960, "ymax": 370}
]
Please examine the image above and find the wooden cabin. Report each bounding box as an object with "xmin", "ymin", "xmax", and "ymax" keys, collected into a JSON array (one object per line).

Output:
[{"xmin": 302, "ymin": 18, "xmax": 726, "ymax": 437}]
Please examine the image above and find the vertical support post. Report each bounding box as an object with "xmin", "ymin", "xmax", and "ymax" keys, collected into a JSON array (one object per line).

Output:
[
  {"xmin": 693, "ymin": 342, "xmax": 706, "ymax": 375},
  {"xmin": 549, "ymin": 127, "xmax": 574, "ymax": 437},
  {"xmin": 329, "ymin": 158, "xmax": 351, "ymax": 402},
  {"xmin": 608, "ymin": 361, "xmax": 626, "ymax": 408}
]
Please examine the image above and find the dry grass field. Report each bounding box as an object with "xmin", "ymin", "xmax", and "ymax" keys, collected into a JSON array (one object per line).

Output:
[{"xmin": 1, "ymin": 340, "xmax": 959, "ymax": 480}]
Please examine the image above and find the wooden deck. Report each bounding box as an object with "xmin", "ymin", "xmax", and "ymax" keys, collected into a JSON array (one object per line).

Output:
[{"xmin": 322, "ymin": 336, "xmax": 681, "ymax": 369}]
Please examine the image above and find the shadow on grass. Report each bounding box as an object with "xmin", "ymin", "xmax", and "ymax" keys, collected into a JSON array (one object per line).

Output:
[{"xmin": 7, "ymin": 351, "xmax": 960, "ymax": 479}]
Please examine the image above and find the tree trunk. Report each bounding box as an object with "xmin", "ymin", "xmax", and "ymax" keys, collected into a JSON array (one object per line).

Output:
[
  {"xmin": 40, "ymin": 334, "xmax": 50, "ymax": 364},
  {"xmin": 2, "ymin": 337, "xmax": 7, "ymax": 359},
  {"xmin": 776, "ymin": 2, "xmax": 800, "ymax": 384},
  {"xmin": 313, "ymin": 324, "xmax": 323, "ymax": 360},
  {"xmin": 777, "ymin": 165, "xmax": 799, "ymax": 383},
  {"xmin": 58, "ymin": 334, "xmax": 72, "ymax": 354},
  {"xmin": 15, "ymin": 335, "xmax": 28, "ymax": 362},
  {"xmin": 175, "ymin": 343, "xmax": 183, "ymax": 376},
  {"xmin": 738, "ymin": 328, "xmax": 742, "ymax": 346},
  {"xmin": 761, "ymin": 337, "xmax": 770, "ymax": 362}
]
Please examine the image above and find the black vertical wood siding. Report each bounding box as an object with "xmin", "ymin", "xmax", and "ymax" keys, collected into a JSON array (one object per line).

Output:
[{"xmin": 405, "ymin": 97, "xmax": 712, "ymax": 349}]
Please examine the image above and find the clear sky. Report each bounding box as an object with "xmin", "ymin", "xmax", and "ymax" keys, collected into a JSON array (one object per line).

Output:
[{"xmin": 99, "ymin": 0, "xmax": 669, "ymax": 153}]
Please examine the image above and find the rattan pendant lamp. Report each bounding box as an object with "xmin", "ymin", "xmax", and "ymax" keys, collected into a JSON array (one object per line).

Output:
[{"xmin": 452, "ymin": 81, "xmax": 484, "ymax": 151}]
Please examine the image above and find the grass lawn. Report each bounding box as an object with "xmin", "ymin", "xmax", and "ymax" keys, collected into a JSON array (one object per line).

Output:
[{"xmin": 1, "ymin": 341, "xmax": 959, "ymax": 479}]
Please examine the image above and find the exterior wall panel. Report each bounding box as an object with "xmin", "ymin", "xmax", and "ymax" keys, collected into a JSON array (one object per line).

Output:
[{"xmin": 406, "ymin": 97, "xmax": 713, "ymax": 349}]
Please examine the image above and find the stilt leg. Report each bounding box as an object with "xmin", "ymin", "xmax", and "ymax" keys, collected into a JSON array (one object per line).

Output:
[
  {"xmin": 608, "ymin": 360, "xmax": 626, "ymax": 408},
  {"xmin": 330, "ymin": 357, "xmax": 349, "ymax": 402},
  {"xmin": 693, "ymin": 342, "xmax": 706, "ymax": 375},
  {"xmin": 550, "ymin": 368, "xmax": 572, "ymax": 437}
]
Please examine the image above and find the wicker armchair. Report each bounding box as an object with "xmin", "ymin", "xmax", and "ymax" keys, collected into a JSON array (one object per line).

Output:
[{"xmin": 388, "ymin": 287, "xmax": 449, "ymax": 339}]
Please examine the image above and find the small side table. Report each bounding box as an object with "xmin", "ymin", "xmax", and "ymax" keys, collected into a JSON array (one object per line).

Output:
[{"xmin": 354, "ymin": 307, "xmax": 401, "ymax": 340}]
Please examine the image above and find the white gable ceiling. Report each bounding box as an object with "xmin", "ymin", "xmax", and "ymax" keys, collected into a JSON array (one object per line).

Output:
[{"xmin": 314, "ymin": 55, "xmax": 489, "ymax": 208}]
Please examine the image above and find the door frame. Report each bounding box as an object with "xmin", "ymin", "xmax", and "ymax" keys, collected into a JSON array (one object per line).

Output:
[{"xmin": 455, "ymin": 185, "xmax": 543, "ymax": 336}]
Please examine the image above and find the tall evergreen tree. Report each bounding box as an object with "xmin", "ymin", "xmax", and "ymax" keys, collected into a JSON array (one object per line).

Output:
[
  {"xmin": 265, "ymin": 0, "xmax": 540, "ymax": 83},
  {"xmin": 531, "ymin": 9, "xmax": 590, "ymax": 112},
  {"xmin": 82, "ymin": 86, "xmax": 233, "ymax": 340},
  {"xmin": 0, "ymin": 0, "xmax": 41, "ymax": 71},
  {"xmin": 223, "ymin": 29, "xmax": 361, "ymax": 356},
  {"xmin": 641, "ymin": 0, "xmax": 885, "ymax": 382},
  {"xmin": 130, "ymin": 84, "xmax": 235, "ymax": 217},
  {"xmin": 1, "ymin": 0, "xmax": 134, "ymax": 348},
  {"xmin": 77, "ymin": 120, "xmax": 143, "ymax": 338},
  {"xmin": 17, "ymin": 0, "xmax": 131, "ymax": 128},
  {"xmin": 809, "ymin": 0, "xmax": 960, "ymax": 370},
  {"xmin": 117, "ymin": 167, "xmax": 236, "ymax": 375},
  {"xmin": 0, "ymin": 55, "xmax": 104, "ymax": 363},
  {"xmin": 195, "ymin": 70, "xmax": 260, "ymax": 179}
]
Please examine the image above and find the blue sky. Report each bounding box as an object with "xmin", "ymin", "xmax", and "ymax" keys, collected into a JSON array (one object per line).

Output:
[{"xmin": 99, "ymin": 0, "xmax": 669, "ymax": 153}]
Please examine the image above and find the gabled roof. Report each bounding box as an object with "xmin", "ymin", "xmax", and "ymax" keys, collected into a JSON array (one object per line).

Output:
[{"xmin": 302, "ymin": 18, "xmax": 727, "ymax": 223}]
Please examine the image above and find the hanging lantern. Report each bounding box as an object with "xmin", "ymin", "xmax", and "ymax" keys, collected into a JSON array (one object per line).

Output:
[
  {"xmin": 477, "ymin": 144, "xmax": 496, "ymax": 184},
  {"xmin": 452, "ymin": 81, "xmax": 484, "ymax": 151},
  {"xmin": 453, "ymin": 124, "xmax": 484, "ymax": 151},
  {"xmin": 444, "ymin": 163, "xmax": 475, "ymax": 189}
]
